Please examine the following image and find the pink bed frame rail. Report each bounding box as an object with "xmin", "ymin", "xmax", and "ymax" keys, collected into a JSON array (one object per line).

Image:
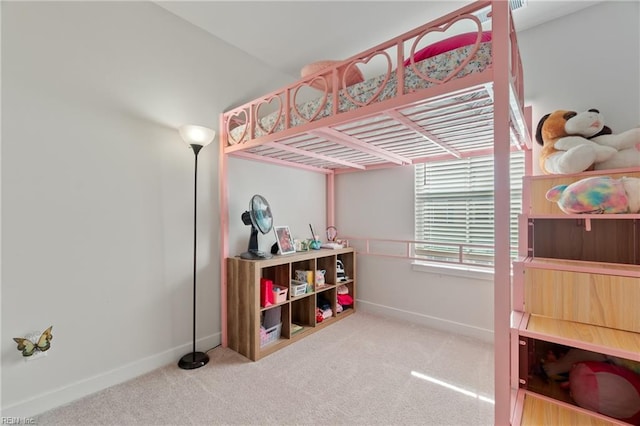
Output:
[
  {"xmin": 219, "ymin": 3, "xmax": 527, "ymax": 424},
  {"xmin": 220, "ymin": 0, "xmax": 528, "ymax": 171}
]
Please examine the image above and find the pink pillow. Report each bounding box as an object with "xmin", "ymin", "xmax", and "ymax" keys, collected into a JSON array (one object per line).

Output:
[
  {"xmin": 404, "ymin": 31, "xmax": 492, "ymax": 67},
  {"xmin": 570, "ymin": 361, "xmax": 640, "ymax": 424},
  {"xmin": 300, "ymin": 60, "xmax": 364, "ymax": 91}
]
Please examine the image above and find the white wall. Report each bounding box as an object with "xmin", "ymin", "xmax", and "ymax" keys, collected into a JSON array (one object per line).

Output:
[
  {"xmin": 226, "ymin": 158, "xmax": 326, "ymax": 258},
  {"xmin": 518, "ymin": 0, "xmax": 640, "ymax": 174},
  {"xmin": 0, "ymin": 1, "xmax": 294, "ymax": 417},
  {"xmin": 336, "ymin": 167, "xmax": 496, "ymax": 341},
  {"xmin": 335, "ymin": 0, "xmax": 639, "ymax": 340}
]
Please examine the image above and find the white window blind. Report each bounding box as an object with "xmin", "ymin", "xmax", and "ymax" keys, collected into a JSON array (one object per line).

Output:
[{"xmin": 414, "ymin": 152, "xmax": 524, "ymax": 267}]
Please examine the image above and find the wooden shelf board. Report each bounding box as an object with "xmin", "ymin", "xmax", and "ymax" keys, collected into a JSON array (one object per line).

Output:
[
  {"xmin": 524, "ymin": 257, "xmax": 640, "ymax": 277},
  {"xmin": 230, "ymin": 247, "xmax": 354, "ymax": 267},
  {"xmin": 290, "ymin": 325, "xmax": 313, "ymax": 340},
  {"xmin": 528, "ymin": 213, "xmax": 640, "ymax": 220},
  {"xmin": 258, "ymin": 337, "xmax": 290, "ymax": 359},
  {"xmin": 517, "ymin": 390, "xmax": 624, "ymax": 426},
  {"xmin": 290, "ymin": 292, "xmax": 314, "ymax": 301},
  {"xmin": 337, "ymin": 307, "xmax": 355, "ymax": 317},
  {"xmin": 315, "ymin": 315, "xmax": 339, "ymax": 328},
  {"xmin": 315, "ymin": 284, "xmax": 336, "ymax": 292},
  {"xmin": 260, "ymin": 300, "xmax": 288, "ymax": 312},
  {"xmin": 522, "ymin": 264, "xmax": 640, "ymax": 332},
  {"xmin": 520, "ymin": 314, "xmax": 640, "ymax": 361}
]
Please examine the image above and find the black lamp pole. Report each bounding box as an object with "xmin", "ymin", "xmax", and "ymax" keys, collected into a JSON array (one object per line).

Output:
[{"xmin": 178, "ymin": 143, "xmax": 210, "ymax": 369}]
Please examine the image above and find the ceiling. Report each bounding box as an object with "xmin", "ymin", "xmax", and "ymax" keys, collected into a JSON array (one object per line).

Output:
[{"xmin": 156, "ymin": 1, "xmax": 602, "ymax": 79}]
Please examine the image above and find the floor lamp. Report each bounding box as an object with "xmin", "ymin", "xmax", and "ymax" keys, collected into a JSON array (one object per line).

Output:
[{"xmin": 178, "ymin": 124, "xmax": 216, "ymax": 370}]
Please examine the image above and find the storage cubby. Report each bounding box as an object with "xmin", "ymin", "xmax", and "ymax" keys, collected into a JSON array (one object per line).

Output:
[
  {"xmin": 261, "ymin": 263, "xmax": 289, "ymax": 285},
  {"xmin": 292, "ymin": 258, "xmax": 316, "ymax": 294},
  {"xmin": 227, "ymin": 247, "xmax": 356, "ymax": 361},
  {"xmin": 531, "ymin": 219, "xmax": 639, "ymax": 264},
  {"xmin": 520, "ymin": 337, "xmax": 576, "ymax": 405},
  {"xmin": 260, "ymin": 303, "xmax": 290, "ymax": 347},
  {"xmin": 336, "ymin": 252, "xmax": 355, "ymax": 316},
  {"xmin": 316, "ymin": 288, "xmax": 336, "ymax": 323},
  {"xmin": 291, "ymin": 295, "xmax": 315, "ymax": 327},
  {"xmin": 316, "ymin": 255, "xmax": 336, "ymax": 289},
  {"xmin": 338, "ymin": 252, "xmax": 355, "ymax": 282},
  {"xmin": 512, "ymin": 168, "xmax": 640, "ymax": 425}
]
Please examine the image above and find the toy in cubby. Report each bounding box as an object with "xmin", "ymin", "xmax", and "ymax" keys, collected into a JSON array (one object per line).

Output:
[
  {"xmin": 546, "ymin": 176, "xmax": 640, "ymax": 214},
  {"xmin": 539, "ymin": 346, "xmax": 640, "ymax": 424}
]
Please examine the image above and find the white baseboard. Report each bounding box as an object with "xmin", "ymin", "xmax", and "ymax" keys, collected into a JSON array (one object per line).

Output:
[
  {"xmin": 357, "ymin": 300, "xmax": 494, "ymax": 343},
  {"xmin": 1, "ymin": 333, "xmax": 220, "ymax": 418},
  {"xmin": 4, "ymin": 306, "xmax": 491, "ymax": 417}
]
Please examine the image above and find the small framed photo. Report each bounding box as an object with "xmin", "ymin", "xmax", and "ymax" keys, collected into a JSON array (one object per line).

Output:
[{"xmin": 274, "ymin": 226, "xmax": 295, "ymax": 255}]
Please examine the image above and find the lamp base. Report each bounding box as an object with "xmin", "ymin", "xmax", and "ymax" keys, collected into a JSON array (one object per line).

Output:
[
  {"xmin": 178, "ymin": 351, "xmax": 209, "ymax": 370},
  {"xmin": 240, "ymin": 249, "xmax": 272, "ymax": 260}
]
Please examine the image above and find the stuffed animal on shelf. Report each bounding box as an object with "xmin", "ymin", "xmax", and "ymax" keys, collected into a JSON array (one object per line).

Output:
[
  {"xmin": 536, "ymin": 109, "xmax": 640, "ymax": 175},
  {"xmin": 542, "ymin": 348, "xmax": 640, "ymax": 425},
  {"xmin": 570, "ymin": 361, "xmax": 640, "ymax": 425},
  {"xmin": 545, "ymin": 176, "xmax": 640, "ymax": 214}
]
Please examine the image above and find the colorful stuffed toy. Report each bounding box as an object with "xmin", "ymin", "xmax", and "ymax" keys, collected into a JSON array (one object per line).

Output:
[
  {"xmin": 546, "ymin": 176, "xmax": 640, "ymax": 214},
  {"xmin": 536, "ymin": 109, "xmax": 640, "ymax": 175}
]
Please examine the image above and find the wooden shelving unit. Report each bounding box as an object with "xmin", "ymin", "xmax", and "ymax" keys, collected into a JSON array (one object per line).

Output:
[
  {"xmin": 226, "ymin": 247, "xmax": 355, "ymax": 361},
  {"xmin": 511, "ymin": 168, "xmax": 640, "ymax": 424}
]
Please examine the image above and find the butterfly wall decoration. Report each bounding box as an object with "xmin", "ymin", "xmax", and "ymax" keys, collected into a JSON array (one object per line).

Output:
[{"xmin": 13, "ymin": 326, "xmax": 53, "ymax": 357}]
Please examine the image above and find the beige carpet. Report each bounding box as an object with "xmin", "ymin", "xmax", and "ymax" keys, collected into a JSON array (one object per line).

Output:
[{"xmin": 36, "ymin": 312, "xmax": 495, "ymax": 425}]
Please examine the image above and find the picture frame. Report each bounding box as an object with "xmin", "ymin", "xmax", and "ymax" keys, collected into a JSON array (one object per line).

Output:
[{"xmin": 274, "ymin": 225, "xmax": 295, "ymax": 255}]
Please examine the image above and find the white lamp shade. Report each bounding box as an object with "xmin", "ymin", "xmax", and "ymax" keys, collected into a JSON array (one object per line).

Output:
[{"xmin": 179, "ymin": 125, "xmax": 216, "ymax": 147}]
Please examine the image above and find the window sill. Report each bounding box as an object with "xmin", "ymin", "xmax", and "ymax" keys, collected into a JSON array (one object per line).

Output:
[{"xmin": 411, "ymin": 261, "xmax": 495, "ymax": 281}]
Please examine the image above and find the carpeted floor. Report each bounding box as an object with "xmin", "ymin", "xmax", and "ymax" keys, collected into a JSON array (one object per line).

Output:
[{"xmin": 35, "ymin": 312, "xmax": 495, "ymax": 425}]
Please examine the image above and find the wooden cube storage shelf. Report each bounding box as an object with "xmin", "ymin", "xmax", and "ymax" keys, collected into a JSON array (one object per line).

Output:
[{"xmin": 226, "ymin": 247, "xmax": 356, "ymax": 361}]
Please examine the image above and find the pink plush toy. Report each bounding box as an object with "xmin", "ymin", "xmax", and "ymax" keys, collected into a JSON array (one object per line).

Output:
[
  {"xmin": 542, "ymin": 348, "xmax": 640, "ymax": 424},
  {"xmin": 570, "ymin": 361, "xmax": 640, "ymax": 425},
  {"xmin": 546, "ymin": 176, "xmax": 640, "ymax": 214}
]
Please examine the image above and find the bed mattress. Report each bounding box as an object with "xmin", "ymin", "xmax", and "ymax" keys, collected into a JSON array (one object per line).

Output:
[{"xmin": 228, "ymin": 42, "xmax": 493, "ymax": 145}]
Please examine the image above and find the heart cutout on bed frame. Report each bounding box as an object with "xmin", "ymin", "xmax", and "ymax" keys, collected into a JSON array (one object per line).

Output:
[
  {"xmin": 255, "ymin": 95, "xmax": 283, "ymax": 136},
  {"xmin": 408, "ymin": 15, "xmax": 484, "ymax": 85},
  {"xmin": 227, "ymin": 109, "xmax": 248, "ymax": 145},
  {"xmin": 292, "ymin": 78, "xmax": 329, "ymax": 123},
  {"xmin": 342, "ymin": 52, "xmax": 392, "ymax": 108}
]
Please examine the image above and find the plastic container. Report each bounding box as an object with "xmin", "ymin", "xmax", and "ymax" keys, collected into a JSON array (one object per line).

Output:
[
  {"xmin": 291, "ymin": 280, "xmax": 308, "ymax": 297},
  {"xmin": 260, "ymin": 323, "xmax": 282, "ymax": 347},
  {"xmin": 272, "ymin": 285, "xmax": 288, "ymax": 303}
]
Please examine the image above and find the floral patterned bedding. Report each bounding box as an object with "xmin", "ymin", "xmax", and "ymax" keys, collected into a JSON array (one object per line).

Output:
[{"xmin": 229, "ymin": 42, "xmax": 493, "ymax": 144}]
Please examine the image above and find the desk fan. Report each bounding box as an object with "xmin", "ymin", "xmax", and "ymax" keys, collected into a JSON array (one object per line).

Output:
[{"xmin": 240, "ymin": 194, "xmax": 273, "ymax": 260}]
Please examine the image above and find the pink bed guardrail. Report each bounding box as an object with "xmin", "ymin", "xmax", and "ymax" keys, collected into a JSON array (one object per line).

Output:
[{"xmin": 221, "ymin": 0, "xmax": 523, "ymax": 150}]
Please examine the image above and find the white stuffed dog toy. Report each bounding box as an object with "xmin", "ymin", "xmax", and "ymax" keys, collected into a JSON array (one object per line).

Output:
[{"xmin": 536, "ymin": 109, "xmax": 640, "ymax": 175}]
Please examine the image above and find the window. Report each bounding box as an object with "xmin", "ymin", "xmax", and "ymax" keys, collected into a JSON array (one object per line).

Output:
[{"xmin": 414, "ymin": 152, "xmax": 525, "ymax": 268}]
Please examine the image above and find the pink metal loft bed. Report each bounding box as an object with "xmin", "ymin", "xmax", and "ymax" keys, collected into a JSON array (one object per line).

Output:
[{"xmin": 218, "ymin": 2, "xmax": 532, "ymax": 424}]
